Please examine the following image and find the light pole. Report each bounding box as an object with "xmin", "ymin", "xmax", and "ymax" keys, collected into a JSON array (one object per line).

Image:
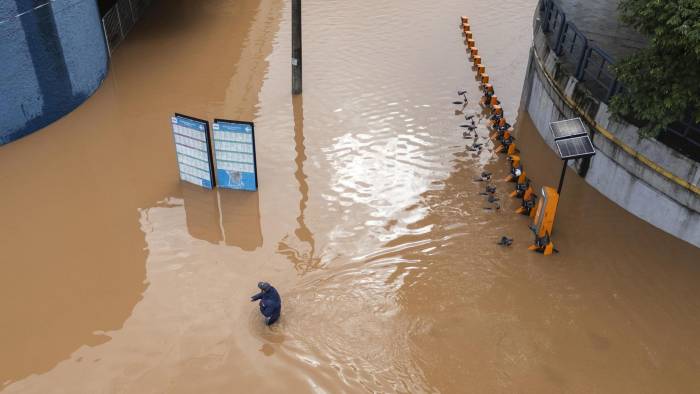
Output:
[
  {"xmin": 292, "ymin": 0, "xmax": 302, "ymax": 95},
  {"xmin": 557, "ymin": 159, "xmax": 568, "ymax": 195}
]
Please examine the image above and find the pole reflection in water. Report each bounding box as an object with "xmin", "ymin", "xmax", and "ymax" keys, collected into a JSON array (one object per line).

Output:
[{"xmin": 277, "ymin": 95, "xmax": 321, "ymax": 273}]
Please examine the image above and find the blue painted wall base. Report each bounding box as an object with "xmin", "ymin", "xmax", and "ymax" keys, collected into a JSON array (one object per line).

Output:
[{"xmin": 0, "ymin": 0, "xmax": 108, "ymax": 145}]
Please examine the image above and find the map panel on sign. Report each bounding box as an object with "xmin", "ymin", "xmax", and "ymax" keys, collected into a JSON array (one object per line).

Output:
[
  {"xmin": 171, "ymin": 114, "xmax": 215, "ymax": 189},
  {"xmin": 212, "ymin": 119, "xmax": 258, "ymax": 191}
]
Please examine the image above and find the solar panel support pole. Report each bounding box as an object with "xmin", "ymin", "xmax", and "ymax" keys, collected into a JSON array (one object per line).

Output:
[
  {"xmin": 557, "ymin": 159, "xmax": 568, "ymax": 195},
  {"xmin": 292, "ymin": 0, "xmax": 302, "ymax": 95}
]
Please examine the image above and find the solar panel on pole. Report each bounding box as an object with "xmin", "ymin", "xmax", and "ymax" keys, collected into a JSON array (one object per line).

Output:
[
  {"xmin": 548, "ymin": 118, "xmax": 597, "ymax": 195},
  {"xmin": 554, "ymin": 134, "xmax": 596, "ymax": 160},
  {"xmin": 550, "ymin": 118, "xmax": 587, "ymax": 140}
]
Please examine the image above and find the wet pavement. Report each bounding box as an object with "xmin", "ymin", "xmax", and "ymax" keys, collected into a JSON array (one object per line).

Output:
[{"xmin": 1, "ymin": 0, "xmax": 699, "ymax": 392}]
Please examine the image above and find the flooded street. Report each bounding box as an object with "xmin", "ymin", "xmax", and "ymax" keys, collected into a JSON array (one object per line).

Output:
[{"xmin": 2, "ymin": 0, "xmax": 700, "ymax": 392}]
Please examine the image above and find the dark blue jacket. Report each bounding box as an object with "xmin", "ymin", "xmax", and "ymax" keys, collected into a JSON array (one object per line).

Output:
[{"xmin": 251, "ymin": 286, "xmax": 281, "ymax": 318}]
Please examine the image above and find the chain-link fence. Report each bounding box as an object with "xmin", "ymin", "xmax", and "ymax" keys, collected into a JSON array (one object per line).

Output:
[{"xmin": 101, "ymin": 0, "xmax": 152, "ymax": 55}]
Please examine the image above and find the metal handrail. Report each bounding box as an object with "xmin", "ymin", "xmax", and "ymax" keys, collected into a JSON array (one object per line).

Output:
[
  {"xmin": 539, "ymin": 0, "xmax": 619, "ymax": 104},
  {"xmin": 101, "ymin": 0, "xmax": 151, "ymax": 55}
]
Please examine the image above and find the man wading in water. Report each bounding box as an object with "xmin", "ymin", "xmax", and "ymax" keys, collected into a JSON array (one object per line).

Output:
[{"xmin": 250, "ymin": 282, "xmax": 281, "ymax": 325}]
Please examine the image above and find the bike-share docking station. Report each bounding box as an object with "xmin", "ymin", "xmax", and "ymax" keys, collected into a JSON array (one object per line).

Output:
[{"xmin": 461, "ymin": 16, "xmax": 596, "ymax": 256}]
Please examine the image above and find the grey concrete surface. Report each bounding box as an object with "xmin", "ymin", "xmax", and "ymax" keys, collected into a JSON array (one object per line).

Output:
[
  {"xmin": 552, "ymin": 0, "xmax": 647, "ymax": 61},
  {"xmin": 522, "ymin": 28, "xmax": 700, "ymax": 247}
]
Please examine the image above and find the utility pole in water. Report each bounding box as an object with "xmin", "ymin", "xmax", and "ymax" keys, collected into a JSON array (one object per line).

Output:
[{"xmin": 292, "ymin": 0, "xmax": 302, "ymax": 94}]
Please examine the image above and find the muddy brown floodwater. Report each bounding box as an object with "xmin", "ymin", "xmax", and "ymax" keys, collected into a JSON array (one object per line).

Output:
[{"xmin": 1, "ymin": 0, "xmax": 700, "ymax": 392}]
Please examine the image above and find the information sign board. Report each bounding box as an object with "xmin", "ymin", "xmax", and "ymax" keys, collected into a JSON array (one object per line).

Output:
[
  {"xmin": 170, "ymin": 113, "xmax": 215, "ymax": 189},
  {"xmin": 212, "ymin": 119, "xmax": 258, "ymax": 191}
]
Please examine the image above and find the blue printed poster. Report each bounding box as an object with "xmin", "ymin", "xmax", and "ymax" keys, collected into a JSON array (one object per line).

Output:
[
  {"xmin": 212, "ymin": 119, "xmax": 258, "ymax": 191},
  {"xmin": 170, "ymin": 114, "xmax": 215, "ymax": 189}
]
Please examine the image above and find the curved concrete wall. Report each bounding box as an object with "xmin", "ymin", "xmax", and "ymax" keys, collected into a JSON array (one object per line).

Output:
[
  {"xmin": 0, "ymin": 0, "xmax": 108, "ymax": 145},
  {"xmin": 521, "ymin": 27, "xmax": 700, "ymax": 247}
]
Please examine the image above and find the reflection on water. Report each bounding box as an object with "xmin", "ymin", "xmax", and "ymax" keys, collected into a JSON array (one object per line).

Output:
[
  {"xmin": 219, "ymin": 190, "xmax": 264, "ymax": 250},
  {"xmin": 182, "ymin": 185, "xmax": 264, "ymax": 251},
  {"xmin": 182, "ymin": 184, "xmax": 222, "ymax": 244},
  {"xmin": 1, "ymin": 0, "xmax": 283, "ymax": 390},
  {"xmin": 277, "ymin": 95, "xmax": 321, "ymax": 272},
  {"xmin": 2, "ymin": 0, "xmax": 700, "ymax": 392}
]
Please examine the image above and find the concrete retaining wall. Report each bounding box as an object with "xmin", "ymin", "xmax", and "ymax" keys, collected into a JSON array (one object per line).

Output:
[
  {"xmin": 521, "ymin": 28, "xmax": 700, "ymax": 247},
  {"xmin": 0, "ymin": 0, "xmax": 108, "ymax": 145}
]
